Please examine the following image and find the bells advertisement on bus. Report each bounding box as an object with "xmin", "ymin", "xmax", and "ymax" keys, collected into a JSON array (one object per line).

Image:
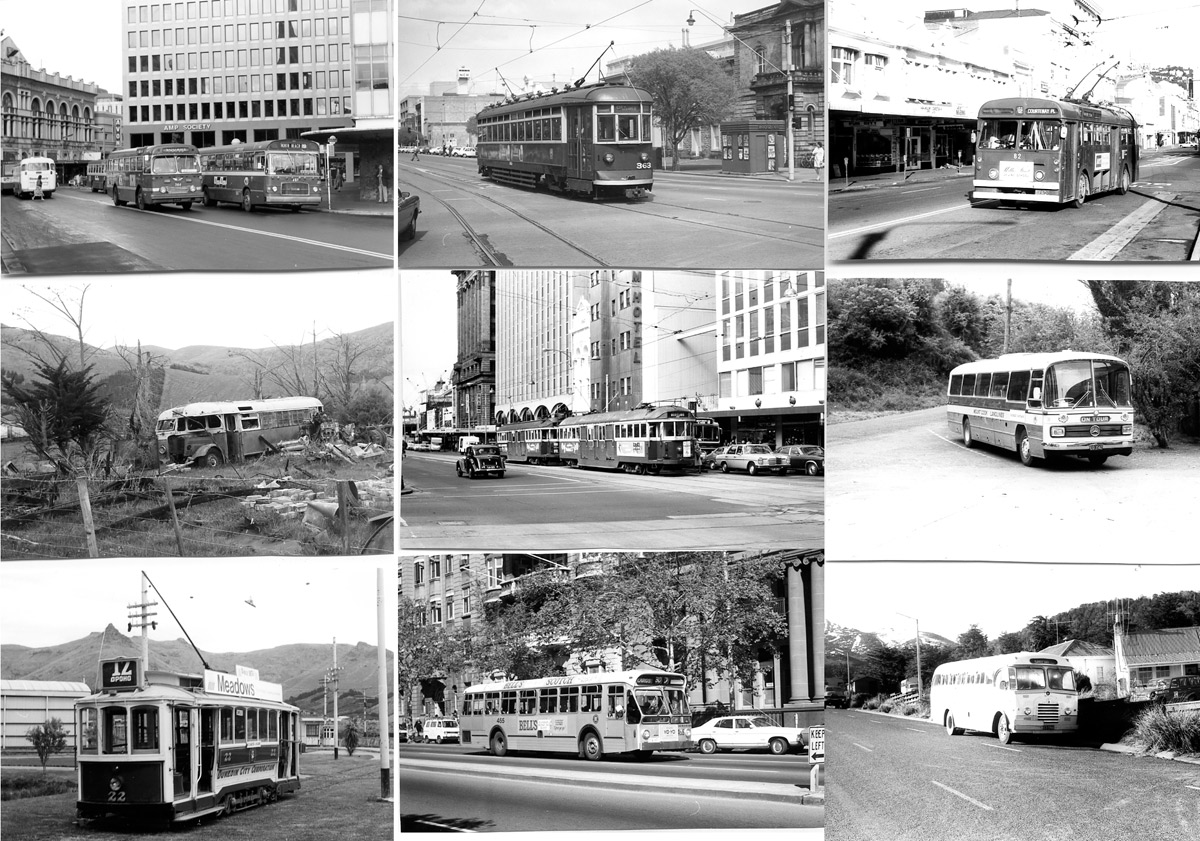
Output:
[{"xmin": 204, "ymin": 664, "xmax": 284, "ymax": 702}]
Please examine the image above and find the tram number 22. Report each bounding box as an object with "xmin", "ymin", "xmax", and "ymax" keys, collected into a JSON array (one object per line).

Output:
[
  {"xmin": 636, "ymin": 162, "xmax": 652, "ymax": 169},
  {"xmin": 107, "ymin": 791, "xmax": 127, "ymax": 802}
]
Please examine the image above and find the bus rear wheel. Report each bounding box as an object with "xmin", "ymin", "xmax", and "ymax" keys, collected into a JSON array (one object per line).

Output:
[
  {"xmin": 1117, "ymin": 167, "xmax": 1131, "ymax": 195},
  {"xmin": 490, "ymin": 731, "xmax": 508, "ymax": 757},
  {"xmin": 1072, "ymin": 173, "xmax": 1089, "ymax": 208},
  {"xmin": 581, "ymin": 732, "xmax": 603, "ymax": 761},
  {"xmin": 945, "ymin": 713, "xmax": 962, "ymax": 736},
  {"xmin": 113, "ymin": 187, "xmax": 125, "ymax": 207}
]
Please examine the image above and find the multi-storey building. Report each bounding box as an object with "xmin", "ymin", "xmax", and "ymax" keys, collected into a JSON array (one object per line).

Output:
[
  {"xmin": 1, "ymin": 36, "xmax": 117, "ymax": 182},
  {"xmin": 710, "ymin": 270, "xmax": 825, "ymax": 447},
  {"xmin": 399, "ymin": 68, "xmax": 505, "ymax": 151},
  {"xmin": 400, "ymin": 552, "xmax": 824, "ymax": 728},
  {"xmin": 120, "ymin": 0, "xmax": 392, "ymax": 193},
  {"xmin": 452, "ymin": 271, "xmax": 497, "ymax": 431}
]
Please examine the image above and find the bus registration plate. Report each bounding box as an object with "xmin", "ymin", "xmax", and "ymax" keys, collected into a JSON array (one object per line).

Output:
[
  {"xmin": 1089, "ymin": 443, "xmax": 1104, "ymax": 450},
  {"xmin": 998, "ymin": 160, "xmax": 1033, "ymax": 182},
  {"xmin": 660, "ymin": 726, "xmax": 678, "ymax": 739}
]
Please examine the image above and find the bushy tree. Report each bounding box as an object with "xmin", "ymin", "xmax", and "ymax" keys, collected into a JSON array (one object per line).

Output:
[
  {"xmin": 988, "ymin": 631, "xmax": 1025, "ymax": 655},
  {"xmin": 25, "ymin": 718, "xmax": 67, "ymax": 773},
  {"xmin": 955, "ymin": 626, "xmax": 989, "ymax": 660},
  {"xmin": 2, "ymin": 360, "xmax": 109, "ymax": 474},
  {"xmin": 342, "ymin": 387, "xmax": 392, "ymax": 427},
  {"xmin": 341, "ymin": 718, "xmax": 360, "ymax": 756}
]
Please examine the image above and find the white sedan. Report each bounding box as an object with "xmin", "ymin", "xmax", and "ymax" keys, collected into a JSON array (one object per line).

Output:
[{"xmin": 691, "ymin": 715, "xmax": 807, "ymax": 755}]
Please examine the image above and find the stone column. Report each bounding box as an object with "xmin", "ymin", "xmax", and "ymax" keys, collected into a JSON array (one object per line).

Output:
[{"xmin": 786, "ymin": 561, "xmax": 808, "ymax": 703}]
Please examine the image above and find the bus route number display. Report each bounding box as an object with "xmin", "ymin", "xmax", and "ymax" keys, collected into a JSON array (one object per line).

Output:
[{"xmin": 808, "ymin": 725, "xmax": 825, "ymax": 763}]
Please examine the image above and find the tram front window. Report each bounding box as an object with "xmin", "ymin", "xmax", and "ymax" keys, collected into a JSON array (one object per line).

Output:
[{"xmin": 104, "ymin": 707, "xmax": 128, "ymax": 754}]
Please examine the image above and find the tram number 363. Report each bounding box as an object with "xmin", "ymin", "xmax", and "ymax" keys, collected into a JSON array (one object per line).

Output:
[{"xmin": 636, "ymin": 162, "xmax": 652, "ymax": 169}]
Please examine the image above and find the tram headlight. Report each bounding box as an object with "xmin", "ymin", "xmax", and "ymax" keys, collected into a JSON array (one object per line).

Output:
[
  {"xmin": 988, "ymin": 168, "xmax": 999, "ymax": 179},
  {"xmin": 640, "ymin": 152, "xmax": 649, "ymax": 162},
  {"xmin": 1034, "ymin": 170, "xmax": 1045, "ymax": 181},
  {"xmin": 603, "ymin": 153, "xmax": 615, "ymax": 165},
  {"xmin": 1050, "ymin": 427, "xmax": 1065, "ymax": 437}
]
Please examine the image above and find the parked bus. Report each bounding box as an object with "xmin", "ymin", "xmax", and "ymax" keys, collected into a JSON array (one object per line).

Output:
[
  {"xmin": 108, "ymin": 144, "xmax": 201, "ymax": 210},
  {"xmin": 155, "ymin": 396, "xmax": 322, "ymax": 467},
  {"xmin": 75, "ymin": 659, "xmax": 301, "ymax": 824},
  {"xmin": 86, "ymin": 161, "xmax": 108, "ymax": 192},
  {"xmin": 1, "ymin": 161, "xmax": 19, "ymax": 194},
  {"xmin": 946, "ymin": 351, "xmax": 1134, "ymax": 467},
  {"xmin": 931, "ymin": 653, "xmax": 1079, "ymax": 745},
  {"xmin": 15, "ymin": 156, "xmax": 57, "ymax": 199},
  {"xmin": 460, "ymin": 670, "xmax": 693, "ymax": 761},
  {"xmin": 971, "ymin": 97, "xmax": 1138, "ymax": 208},
  {"xmin": 199, "ymin": 139, "xmax": 323, "ymax": 212}
]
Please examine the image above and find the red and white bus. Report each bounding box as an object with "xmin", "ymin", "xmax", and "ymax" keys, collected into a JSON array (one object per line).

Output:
[
  {"xmin": 932, "ymin": 653, "xmax": 1079, "ymax": 745},
  {"xmin": 946, "ymin": 351, "xmax": 1134, "ymax": 467},
  {"xmin": 460, "ymin": 670, "xmax": 693, "ymax": 760},
  {"xmin": 108, "ymin": 144, "xmax": 202, "ymax": 210},
  {"xmin": 971, "ymin": 97, "xmax": 1139, "ymax": 208},
  {"xmin": 199, "ymin": 139, "xmax": 323, "ymax": 212}
]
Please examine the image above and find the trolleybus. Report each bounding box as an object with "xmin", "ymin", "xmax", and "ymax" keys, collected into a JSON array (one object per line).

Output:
[
  {"xmin": 155, "ymin": 396, "xmax": 323, "ymax": 467},
  {"xmin": 971, "ymin": 97, "xmax": 1138, "ymax": 207},
  {"xmin": 946, "ymin": 351, "xmax": 1133, "ymax": 467},
  {"xmin": 460, "ymin": 669, "xmax": 693, "ymax": 761},
  {"xmin": 15, "ymin": 156, "xmax": 57, "ymax": 199},
  {"xmin": 75, "ymin": 658, "xmax": 300, "ymax": 825},
  {"xmin": 86, "ymin": 161, "xmax": 108, "ymax": 192},
  {"xmin": 476, "ymin": 80, "xmax": 654, "ymax": 199},
  {"xmin": 199, "ymin": 139, "xmax": 323, "ymax": 212},
  {"xmin": 931, "ymin": 653, "xmax": 1080, "ymax": 745},
  {"xmin": 108, "ymin": 144, "xmax": 202, "ymax": 210}
]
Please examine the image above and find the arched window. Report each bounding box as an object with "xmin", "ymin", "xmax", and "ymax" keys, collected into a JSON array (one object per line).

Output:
[
  {"xmin": 60, "ymin": 103, "xmax": 71, "ymax": 141},
  {"xmin": 1, "ymin": 92, "xmax": 14, "ymax": 138},
  {"xmin": 30, "ymin": 98, "xmax": 43, "ymax": 140}
]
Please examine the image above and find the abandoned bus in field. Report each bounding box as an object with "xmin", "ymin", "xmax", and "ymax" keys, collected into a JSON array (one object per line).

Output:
[{"xmin": 155, "ymin": 397, "xmax": 322, "ymax": 467}]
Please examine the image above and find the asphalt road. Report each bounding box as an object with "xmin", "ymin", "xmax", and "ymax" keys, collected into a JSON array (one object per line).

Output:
[
  {"xmin": 399, "ymin": 451, "xmax": 825, "ymax": 550},
  {"xmin": 397, "ymin": 155, "xmax": 824, "ymax": 268},
  {"xmin": 1, "ymin": 188, "xmax": 393, "ymax": 273},
  {"xmin": 826, "ymin": 407, "xmax": 1200, "ymax": 560},
  {"xmin": 398, "ymin": 741, "xmax": 824, "ymax": 832},
  {"xmin": 828, "ymin": 146, "xmax": 1200, "ymax": 261},
  {"xmin": 827, "ymin": 708, "xmax": 1200, "ymax": 841}
]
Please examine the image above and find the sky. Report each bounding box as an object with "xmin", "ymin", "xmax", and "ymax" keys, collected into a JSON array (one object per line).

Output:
[
  {"xmin": 0, "ymin": 271, "xmax": 396, "ymax": 350},
  {"xmin": 829, "ymin": 561, "xmax": 1200, "ymax": 643},
  {"xmin": 1, "ymin": 0, "xmax": 124, "ymax": 93},
  {"xmin": 399, "ymin": 1, "xmax": 779, "ymax": 97},
  {"xmin": 400, "ymin": 271, "xmax": 459, "ymax": 409},
  {"xmin": 0, "ymin": 556, "xmax": 395, "ymax": 652}
]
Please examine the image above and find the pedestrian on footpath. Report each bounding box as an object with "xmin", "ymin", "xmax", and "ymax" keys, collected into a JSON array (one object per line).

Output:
[
  {"xmin": 812, "ymin": 142, "xmax": 825, "ymax": 182},
  {"xmin": 376, "ymin": 162, "xmax": 388, "ymax": 203}
]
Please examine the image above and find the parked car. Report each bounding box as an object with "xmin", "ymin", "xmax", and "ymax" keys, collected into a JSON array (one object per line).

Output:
[
  {"xmin": 399, "ymin": 184, "xmax": 420, "ymax": 242},
  {"xmin": 397, "ymin": 718, "xmax": 411, "ymax": 742},
  {"xmin": 691, "ymin": 715, "xmax": 807, "ymax": 755},
  {"xmin": 420, "ymin": 718, "xmax": 460, "ymax": 744},
  {"xmin": 706, "ymin": 443, "xmax": 788, "ymax": 475},
  {"xmin": 456, "ymin": 444, "xmax": 507, "ymax": 479},
  {"xmin": 824, "ymin": 687, "xmax": 849, "ymax": 709},
  {"xmin": 777, "ymin": 444, "xmax": 825, "ymax": 476},
  {"xmin": 1150, "ymin": 675, "xmax": 1200, "ymax": 704}
]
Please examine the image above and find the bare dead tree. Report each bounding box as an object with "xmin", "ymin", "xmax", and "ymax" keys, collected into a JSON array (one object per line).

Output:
[{"xmin": 1, "ymin": 284, "xmax": 95, "ymax": 371}]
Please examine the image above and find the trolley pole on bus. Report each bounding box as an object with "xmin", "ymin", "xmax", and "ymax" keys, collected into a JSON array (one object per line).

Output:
[{"xmin": 326, "ymin": 136, "xmax": 337, "ymax": 210}]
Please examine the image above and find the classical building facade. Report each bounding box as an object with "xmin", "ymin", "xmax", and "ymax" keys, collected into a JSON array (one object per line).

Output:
[{"xmin": 1, "ymin": 36, "xmax": 116, "ymax": 181}]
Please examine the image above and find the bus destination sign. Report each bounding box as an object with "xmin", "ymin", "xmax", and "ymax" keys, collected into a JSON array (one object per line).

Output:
[{"xmin": 100, "ymin": 658, "xmax": 142, "ymax": 691}]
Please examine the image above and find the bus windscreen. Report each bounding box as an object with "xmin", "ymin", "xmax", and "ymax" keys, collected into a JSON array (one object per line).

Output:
[
  {"xmin": 152, "ymin": 154, "xmax": 200, "ymax": 174},
  {"xmin": 268, "ymin": 152, "xmax": 320, "ymax": 175},
  {"xmin": 980, "ymin": 118, "xmax": 1062, "ymax": 151}
]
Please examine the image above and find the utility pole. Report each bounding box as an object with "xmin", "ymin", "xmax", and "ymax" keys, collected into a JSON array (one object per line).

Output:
[
  {"xmin": 376, "ymin": 568, "xmax": 391, "ymax": 799},
  {"xmin": 1003, "ymin": 278, "xmax": 1012, "ymax": 354},
  {"xmin": 328, "ymin": 638, "xmax": 344, "ymax": 759},
  {"xmin": 784, "ymin": 20, "xmax": 796, "ymax": 182},
  {"xmin": 898, "ymin": 612, "xmax": 923, "ymax": 698},
  {"xmin": 127, "ymin": 573, "xmax": 158, "ymax": 675}
]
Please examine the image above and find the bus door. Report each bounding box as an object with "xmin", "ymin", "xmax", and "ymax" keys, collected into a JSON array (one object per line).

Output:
[
  {"xmin": 604, "ymin": 686, "xmax": 628, "ymax": 749},
  {"xmin": 224, "ymin": 413, "xmax": 245, "ymax": 462},
  {"xmin": 198, "ymin": 708, "xmax": 215, "ymax": 795},
  {"xmin": 172, "ymin": 706, "xmax": 194, "ymax": 803},
  {"xmin": 1061, "ymin": 123, "xmax": 1079, "ymax": 199}
]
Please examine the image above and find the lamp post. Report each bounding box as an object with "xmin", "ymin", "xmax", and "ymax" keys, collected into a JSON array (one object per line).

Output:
[{"xmin": 897, "ymin": 612, "xmax": 922, "ymax": 698}]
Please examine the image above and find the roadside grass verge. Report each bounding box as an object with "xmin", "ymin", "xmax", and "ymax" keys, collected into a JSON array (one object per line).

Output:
[
  {"xmin": 1, "ymin": 774, "xmax": 75, "ymax": 801},
  {"xmin": 1128, "ymin": 706, "xmax": 1200, "ymax": 754}
]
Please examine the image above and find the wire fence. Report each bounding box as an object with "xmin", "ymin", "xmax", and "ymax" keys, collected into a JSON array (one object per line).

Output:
[{"xmin": 1, "ymin": 475, "xmax": 394, "ymax": 558}]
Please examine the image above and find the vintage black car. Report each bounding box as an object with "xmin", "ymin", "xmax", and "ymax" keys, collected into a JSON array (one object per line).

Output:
[
  {"xmin": 456, "ymin": 444, "xmax": 506, "ymax": 479},
  {"xmin": 399, "ymin": 184, "xmax": 419, "ymax": 241}
]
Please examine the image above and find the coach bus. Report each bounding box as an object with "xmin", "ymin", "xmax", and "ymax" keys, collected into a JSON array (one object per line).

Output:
[
  {"xmin": 199, "ymin": 139, "xmax": 323, "ymax": 212},
  {"xmin": 108, "ymin": 144, "xmax": 202, "ymax": 210},
  {"xmin": 155, "ymin": 396, "xmax": 322, "ymax": 467},
  {"xmin": 460, "ymin": 670, "xmax": 692, "ymax": 761},
  {"xmin": 946, "ymin": 351, "xmax": 1134, "ymax": 467},
  {"xmin": 75, "ymin": 658, "xmax": 300, "ymax": 824},
  {"xmin": 931, "ymin": 653, "xmax": 1079, "ymax": 745},
  {"xmin": 971, "ymin": 97, "xmax": 1138, "ymax": 208},
  {"xmin": 15, "ymin": 156, "xmax": 57, "ymax": 199}
]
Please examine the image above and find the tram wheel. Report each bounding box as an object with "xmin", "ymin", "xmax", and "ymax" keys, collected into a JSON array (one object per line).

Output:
[{"xmin": 1072, "ymin": 173, "xmax": 1089, "ymax": 208}]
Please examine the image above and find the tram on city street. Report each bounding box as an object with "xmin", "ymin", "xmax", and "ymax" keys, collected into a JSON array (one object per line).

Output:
[
  {"xmin": 107, "ymin": 144, "xmax": 202, "ymax": 210},
  {"xmin": 557, "ymin": 404, "xmax": 705, "ymax": 473},
  {"xmin": 460, "ymin": 670, "xmax": 692, "ymax": 760},
  {"xmin": 475, "ymin": 80, "xmax": 654, "ymax": 199},
  {"xmin": 495, "ymin": 416, "xmax": 566, "ymax": 465},
  {"xmin": 198, "ymin": 139, "xmax": 323, "ymax": 212},
  {"xmin": 971, "ymin": 96, "xmax": 1139, "ymax": 207},
  {"xmin": 14, "ymin": 156, "xmax": 57, "ymax": 199},
  {"xmin": 75, "ymin": 658, "xmax": 301, "ymax": 825}
]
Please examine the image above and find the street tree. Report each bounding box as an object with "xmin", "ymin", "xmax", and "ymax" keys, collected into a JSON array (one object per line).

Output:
[
  {"xmin": 955, "ymin": 625, "xmax": 989, "ymax": 660},
  {"xmin": 1020, "ymin": 615, "xmax": 1059, "ymax": 652},
  {"xmin": 25, "ymin": 718, "xmax": 68, "ymax": 774},
  {"xmin": 2, "ymin": 360, "xmax": 110, "ymax": 475},
  {"xmin": 341, "ymin": 719, "xmax": 360, "ymax": 756},
  {"xmin": 988, "ymin": 631, "xmax": 1025, "ymax": 655},
  {"xmin": 626, "ymin": 47, "xmax": 738, "ymax": 171}
]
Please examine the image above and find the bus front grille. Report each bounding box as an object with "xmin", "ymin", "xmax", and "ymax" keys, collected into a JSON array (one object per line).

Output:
[
  {"xmin": 281, "ymin": 182, "xmax": 310, "ymax": 195},
  {"xmin": 1063, "ymin": 424, "xmax": 1125, "ymax": 438},
  {"xmin": 1036, "ymin": 704, "xmax": 1059, "ymax": 722}
]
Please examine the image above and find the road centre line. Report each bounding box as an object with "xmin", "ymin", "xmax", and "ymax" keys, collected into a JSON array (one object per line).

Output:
[
  {"xmin": 904, "ymin": 728, "xmax": 926, "ymax": 733},
  {"xmin": 932, "ymin": 780, "xmax": 994, "ymax": 811},
  {"xmin": 929, "ymin": 428, "xmax": 992, "ymax": 457},
  {"xmin": 1069, "ymin": 192, "xmax": 1174, "ymax": 261},
  {"xmin": 829, "ymin": 203, "xmax": 965, "ymax": 239},
  {"xmin": 983, "ymin": 742, "xmax": 1021, "ymax": 753},
  {"xmin": 900, "ymin": 186, "xmax": 941, "ymax": 194},
  {"xmin": 408, "ymin": 818, "xmax": 476, "ymax": 833},
  {"xmin": 118, "ymin": 204, "xmax": 393, "ymax": 260},
  {"xmin": 853, "ymin": 743, "xmax": 874, "ymax": 752}
]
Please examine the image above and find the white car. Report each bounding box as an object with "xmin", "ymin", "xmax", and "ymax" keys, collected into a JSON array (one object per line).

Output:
[
  {"xmin": 691, "ymin": 715, "xmax": 807, "ymax": 755},
  {"xmin": 420, "ymin": 718, "xmax": 460, "ymax": 744}
]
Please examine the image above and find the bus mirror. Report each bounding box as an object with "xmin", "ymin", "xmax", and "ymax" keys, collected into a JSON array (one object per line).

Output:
[
  {"xmin": 970, "ymin": 131, "xmax": 977, "ymax": 144},
  {"xmin": 1059, "ymin": 126, "xmax": 1067, "ymax": 140},
  {"xmin": 1032, "ymin": 387, "xmax": 1042, "ymax": 401}
]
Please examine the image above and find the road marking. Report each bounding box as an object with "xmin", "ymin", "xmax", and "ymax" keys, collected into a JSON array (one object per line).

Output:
[
  {"xmin": 410, "ymin": 818, "xmax": 477, "ymax": 833},
  {"xmin": 900, "ymin": 186, "xmax": 942, "ymax": 194},
  {"xmin": 829, "ymin": 203, "xmax": 964, "ymax": 240},
  {"xmin": 983, "ymin": 742, "xmax": 1021, "ymax": 753},
  {"xmin": 904, "ymin": 727, "xmax": 926, "ymax": 733},
  {"xmin": 929, "ymin": 428, "xmax": 991, "ymax": 457},
  {"xmin": 932, "ymin": 780, "xmax": 993, "ymax": 811},
  {"xmin": 853, "ymin": 743, "xmax": 874, "ymax": 752},
  {"xmin": 1186, "ymin": 785, "xmax": 1200, "ymax": 792},
  {"xmin": 1069, "ymin": 192, "xmax": 1175, "ymax": 261}
]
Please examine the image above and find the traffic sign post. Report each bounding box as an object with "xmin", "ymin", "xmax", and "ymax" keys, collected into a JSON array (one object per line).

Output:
[
  {"xmin": 808, "ymin": 724, "xmax": 825, "ymax": 791},
  {"xmin": 326, "ymin": 135, "xmax": 337, "ymax": 209}
]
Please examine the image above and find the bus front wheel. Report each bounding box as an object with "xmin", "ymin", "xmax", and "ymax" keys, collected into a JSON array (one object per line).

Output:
[
  {"xmin": 996, "ymin": 714, "xmax": 1013, "ymax": 745},
  {"xmin": 242, "ymin": 190, "xmax": 254, "ymax": 212},
  {"xmin": 580, "ymin": 732, "xmax": 603, "ymax": 761},
  {"xmin": 1017, "ymin": 430, "xmax": 1036, "ymax": 467},
  {"xmin": 490, "ymin": 731, "xmax": 508, "ymax": 757},
  {"xmin": 201, "ymin": 450, "xmax": 224, "ymax": 469},
  {"xmin": 945, "ymin": 713, "xmax": 962, "ymax": 736},
  {"xmin": 1072, "ymin": 173, "xmax": 1090, "ymax": 208},
  {"xmin": 136, "ymin": 189, "xmax": 147, "ymax": 211},
  {"xmin": 962, "ymin": 418, "xmax": 975, "ymax": 448}
]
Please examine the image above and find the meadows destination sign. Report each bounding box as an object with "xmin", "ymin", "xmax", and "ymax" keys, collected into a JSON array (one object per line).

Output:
[{"xmin": 203, "ymin": 664, "xmax": 284, "ymax": 702}]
